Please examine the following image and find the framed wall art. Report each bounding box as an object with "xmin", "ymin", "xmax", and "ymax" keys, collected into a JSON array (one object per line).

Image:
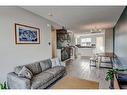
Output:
[{"xmin": 15, "ymin": 23, "xmax": 40, "ymax": 44}]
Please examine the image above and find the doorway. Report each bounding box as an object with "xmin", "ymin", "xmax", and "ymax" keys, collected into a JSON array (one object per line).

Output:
[
  {"xmin": 51, "ymin": 27, "xmax": 57, "ymax": 58},
  {"xmin": 96, "ymin": 36, "xmax": 104, "ymax": 53}
]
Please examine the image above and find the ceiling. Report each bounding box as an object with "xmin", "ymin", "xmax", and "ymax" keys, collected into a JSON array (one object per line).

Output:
[{"xmin": 22, "ymin": 6, "xmax": 125, "ymax": 34}]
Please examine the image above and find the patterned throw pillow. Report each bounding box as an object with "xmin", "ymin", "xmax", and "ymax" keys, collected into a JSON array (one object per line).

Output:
[
  {"xmin": 55, "ymin": 58, "xmax": 61, "ymax": 65},
  {"xmin": 51, "ymin": 58, "xmax": 61, "ymax": 67},
  {"xmin": 18, "ymin": 66, "xmax": 33, "ymax": 79}
]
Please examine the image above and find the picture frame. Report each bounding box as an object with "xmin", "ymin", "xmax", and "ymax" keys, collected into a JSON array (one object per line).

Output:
[{"xmin": 15, "ymin": 23, "xmax": 40, "ymax": 44}]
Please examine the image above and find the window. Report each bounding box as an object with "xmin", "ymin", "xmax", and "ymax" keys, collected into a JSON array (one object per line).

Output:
[{"xmin": 81, "ymin": 38, "xmax": 91, "ymax": 46}]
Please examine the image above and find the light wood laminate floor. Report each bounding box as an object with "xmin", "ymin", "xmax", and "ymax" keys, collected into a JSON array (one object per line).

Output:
[{"xmin": 65, "ymin": 56, "xmax": 111, "ymax": 89}]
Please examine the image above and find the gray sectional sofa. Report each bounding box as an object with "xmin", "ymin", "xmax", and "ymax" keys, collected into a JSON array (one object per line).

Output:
[{"xmin": 7, "ymin": 59, "xmax": 66, "ymax": 89}]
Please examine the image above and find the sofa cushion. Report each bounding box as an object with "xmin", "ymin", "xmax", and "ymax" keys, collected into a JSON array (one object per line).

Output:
[
  {"xmin": 18, "ymin": 66, "xmax": 33, "ymax": 79},
  {"xmin": 31, "ymin": 72, "xmax": 54, "ymax": 89},
  {"xmin": 44, "ymin": 66, "xmax": 65, "ymax": 77},
  {"xmin": 25, "ymin": 62, "xmax": 42, "ymax": 75},
  {"xmin": 40, "ymin": 59, "xmax": 52, "ymax": 72}
]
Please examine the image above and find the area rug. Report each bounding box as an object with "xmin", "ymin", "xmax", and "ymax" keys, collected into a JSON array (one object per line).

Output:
[{"xmin": 51, "ymin": 76, "xmax": 99, "ymax": 89}]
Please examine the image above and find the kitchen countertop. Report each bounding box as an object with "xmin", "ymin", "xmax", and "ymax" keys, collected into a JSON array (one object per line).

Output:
[{"xmin": 76, "ymin": 46, "xmax": 96, "ymax": 48}]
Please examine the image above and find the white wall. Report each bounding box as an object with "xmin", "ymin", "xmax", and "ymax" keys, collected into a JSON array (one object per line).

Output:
[
  {"xmin": 75, "ymin": 32, "xmax": 105, "ymax": 56},
  {"xmin": 75, "ymin": 32, "xmax": 105, "ymax": 47},
  {"xmin": 0, "ymin": 7, "xmax": 61, "ymax": 82},
  {"xmin": 75, "ymin": 29, "xmax": 113, "ymax": 55},
  {"xmin": 105, "ymin": 28, "xmax": 113, "ymax": 52}
]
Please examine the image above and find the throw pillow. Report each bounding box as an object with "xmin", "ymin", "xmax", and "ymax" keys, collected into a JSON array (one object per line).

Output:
[
  {"xmin": 18, "ymin": 66, "xmax": 33, "ymax": 79},
  {"xmin": 14, "ymin": 66, "xmax": 23, "ymax": 75},
  {"xmin": 51, "ymin": 58, "xmax": 57, "ymax": 67},
  {"xmin": 51, "ymin": 58, "xmax": 61, "ymax": 67},
  {"xmin": 55, "ymin": 58, "xmax": 61, "ymax": 66}
]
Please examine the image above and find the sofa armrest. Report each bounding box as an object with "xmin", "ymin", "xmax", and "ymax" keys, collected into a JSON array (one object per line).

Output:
[
  {"xmin": 61, "ymin": 62, "xmax": 66, "ymax": 67},
  {"xmin": 7, "ymin": 72, "xmax": 31, "ymax": 89}
]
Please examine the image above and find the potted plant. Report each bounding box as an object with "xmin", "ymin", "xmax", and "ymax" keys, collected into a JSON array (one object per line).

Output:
[
  {"xmin": 105, "ymin": 69, "xmax": 127, "ymax": 81},
  {"xmin": 0, "ymin": 81, "xmax": 8, "ymax": 90},
  {"xmin": 105, "ymin": 68, "xmax": 127, "ymax": 88}
]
